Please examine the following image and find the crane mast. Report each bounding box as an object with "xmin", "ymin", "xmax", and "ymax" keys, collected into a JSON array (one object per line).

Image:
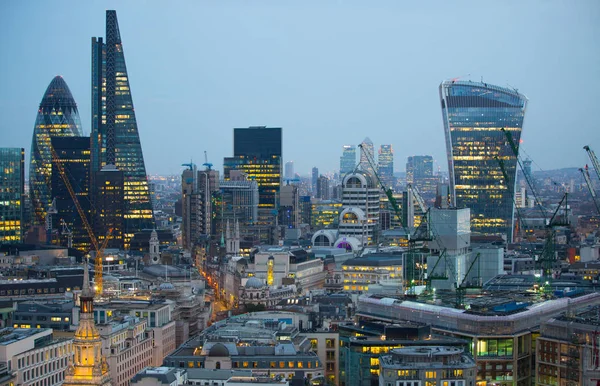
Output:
[
  {"xmin": 584, "ymin": 146, "xmax": 600, "ymax": 183},
  {"xmin": 580, "ymin": 166, "xmax": 600, "ymax": 216}
]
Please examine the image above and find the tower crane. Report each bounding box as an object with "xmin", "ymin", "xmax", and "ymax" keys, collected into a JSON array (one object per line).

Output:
[
  {"xmin": 60, "ymin": 218, "xmax": 73, "ymax": 248},
  {"xmin": 584, "ymin": 146, "xmax": 600, "ymax": 183},
  {"xmin": 580, "ymin": 166, "xmax": 600, "ymax": 216},
  {"xmin": 50, "ymin": 145, "xmax": 110, "ymax": 295},
  {"xmin": 203, "ymin": 151, "xmax": 213, "ymax": 170},
  {"xmin": 45, "ymin": 198, "xmax": 58, "ymax": 245}
]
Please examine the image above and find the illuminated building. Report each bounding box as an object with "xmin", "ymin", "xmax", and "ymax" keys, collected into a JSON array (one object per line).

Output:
[
  {"xmin": 379, "ymin": 347, "xmax": 476, "ymax": 386},
  {"xmin": 50, "ymin": 137, "xmax": 91, "ymax": 251},
  {"xmin": 93, "ymin": 165, "xmax": 124, "ymax": 250},
  {"xmin": 311, "ymin": 200, "xmax": 342, "ymax": 230},
  {"xmin": 359, "ymin": 138, "xmax": 375, "ymax": 177},
  {"xmin": 29, "ymin": 76, "xmax": 83, "ymax": 226},
  {"xmin": 341, "ymin": 253, "xmax": 403, "ymax": 292},
  {"xmin": 339, "ymin": 171, "xmax": 380, "ymax": 245},
  {"xmin": 92, "ymin": 10, "xmax": 155, "ymax": 249},
  {"xmin": 377, "ymin": 144, "xmax": 394, "ymax": 188},
  {"xmin": 0, "ymin": 148, "xmax": 25, "ymax": 244},
  {"xmin": 340, "ymin": 145, "xmax": 356, "ymax": 178},
  {"xmin": 63, "ymin": 262, "xmax": 112, "ymax": 386},
  {"xmin": 440, "ymin": 80, "xmax": 528, "ymax": 241},
  {"xmin": 406, "ymin": 155, "xmax": 438, "ymax": 197},
  {"xmin": 215, "ymin": 178, "xmax": 259, "ymax": 239}
]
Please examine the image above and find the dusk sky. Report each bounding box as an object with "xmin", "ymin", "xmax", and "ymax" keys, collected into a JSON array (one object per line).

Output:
[{"xmin": 1, "ymin": 1, "xmax": 599, "ymax": 177}]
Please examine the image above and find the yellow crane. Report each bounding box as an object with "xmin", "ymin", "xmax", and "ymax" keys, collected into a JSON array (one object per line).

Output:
[{"xmin": 50, "ymin": 145, "xmax": 110, "ymax": 295}]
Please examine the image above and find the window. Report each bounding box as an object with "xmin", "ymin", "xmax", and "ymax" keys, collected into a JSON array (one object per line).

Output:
[{"xmin": 425, "ymin": 371, "xmax": 437, "ymax": 379}]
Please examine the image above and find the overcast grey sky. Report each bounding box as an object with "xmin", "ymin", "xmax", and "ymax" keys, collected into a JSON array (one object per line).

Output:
[{"xmin": 1, "ymin": 1, "xmax": 599, "ymax": 176}]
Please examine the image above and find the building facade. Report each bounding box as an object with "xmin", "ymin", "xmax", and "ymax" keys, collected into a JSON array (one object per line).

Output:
[
  {"xmin": 440, "ymin": 80, "xmax": 528, "ymax": 241},
  {"xmin": 92, "ymin": 10, "xmax": 155, "ymax": 249},
  {"xmin": 359, "ymin": 138, "xmax": 375, "ymax": 177},
  {"xmin": 50, "ymin": 137, "xmax": 91, "ymax": 251},
  {"xmin": 0, "ymin": 148, "xmax": 24, "ymax": 244},
  {"xmin": 378, "ymin": 145, "xmax": 394, "ymax": 188},
  {"xmin": 30, "ymin": 76, "xmax": 83, "ymax": 226},
  {"xmin": 339, "ymin": 171, "xmax": 380, "ymax": 245},
  {"xmin": 340, "ymin": 145, "xmax": 356, "ymax": 178}
]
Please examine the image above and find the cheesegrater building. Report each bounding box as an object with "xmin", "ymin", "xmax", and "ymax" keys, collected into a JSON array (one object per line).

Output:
[
  {"xmin": 91, "ymin": 10, "xmax": 154, "ymax": 248},
  {"xmin": 440, "ymin": 80, "xmax": 527, "ymax": 241},
  {"xmin": 30, "ymin": 76, "xmax": 83, "ymax": 226}
]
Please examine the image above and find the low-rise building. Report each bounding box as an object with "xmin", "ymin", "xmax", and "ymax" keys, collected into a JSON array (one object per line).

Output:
[
  {"xmin": 379, "ymin": 346, "xmax": 477, "ymax": 386},
  {"xmin": 341, "ymin": 253, "xmax": 403, "ymax": 292},
  {"xmin": 13, "ymin": 300, "xmax": 74, "ymax": 330},
  {"xmin": 0, "ymin": 328, "xmax": 73, "ymax": 386}
]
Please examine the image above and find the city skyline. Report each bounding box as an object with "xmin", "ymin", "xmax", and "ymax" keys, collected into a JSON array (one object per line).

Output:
[{"xmin": 1, "ymin": 1, "xmax": 599, "ymax": 176}]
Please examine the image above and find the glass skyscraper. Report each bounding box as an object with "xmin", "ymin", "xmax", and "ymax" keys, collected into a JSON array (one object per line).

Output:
[
  {"xmin": 92, "ymin": 10, "xmax": 154, "ymax": 247},
  {"xmin": 0, "ymin": 148, "xmax": 25, "ymax": 244},
  {"xmin": 30, "ymin": 76, "xmax": 83, "ymax": 226},
  {"xmin": 377, "ymin": 144, "xmax": 394, "ymax": 188},
  {"xmin": 440, "ymin": 80, "xmax": 528, "ymax": 241},
  {"xmin": 359, "ymin": 137, "xmax": 375, "ymax": 177},
  {"xmin": 340, "ymin": 145, "xmax": 356, "ymax": 177}
]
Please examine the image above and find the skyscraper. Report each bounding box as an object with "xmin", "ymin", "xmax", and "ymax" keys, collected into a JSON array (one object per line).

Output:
[
  {"xmin": 225, "ymin": 126, "xmax": 282, "ymax": 213},
  {"xmin": 51, "ymin": 137, "xmax": 91, "ymax": 251},
  {"xmin": 359, "ymin": 137, "xmax": 375, "ymax": 177},
  {"xmin": 440, "ymin": 80, "xmax": 527, "ymax": 240},
  {"xmin": 340, "ymin": 145, "xmax": 356, "ymax": 177},
  {"xmin": 92, "ymin": 10, "xmax": 155, "ymax": 248},
  {"xmin": 0, "ymin": 148, "xmax": 25, "ymax": 244},
  {"xmin": 406, "ymin": 155, "xmax": 437, "ymax": 197},
  {"xmin": 378, "ymin": 144, "xmax": 394, "ymax": 188},
  {"xmin": 284, "ymin": 161, "xmax": 295, "ymax": 180},
  {"xmin": 30, "ymin": 76, "xmax": 83, "ymax": 226},
  {"xmin": 312, "ymin": 167, "xmax": 319, "ymax": 195}
]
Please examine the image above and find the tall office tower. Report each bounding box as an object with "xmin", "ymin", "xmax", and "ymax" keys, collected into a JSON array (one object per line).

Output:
[
  {"xmin": 378, "ymin": 144, "xmax": 394, "ymax": 188},
  {"xmin": 299, "ymin": 196, "xmax": 312, "ymax": 225},
  {"xmin": 51, "ymin": 137, "xmax": 91, "ymax": 251},
  {"xmin": 339, "ymin": 171, "xmax": 380, "ymax": 245},
  {"xmin": 340, "ymin": 145, "xmax": 356, "ymax": 177},
  {"xmin": 316, "ymin": 175, "xmax": 330, "ymax": 200},
  {"xmin": 92, "ymin": 10, "xmax": 155, "ymax": 249},
  {"xmin": 440, "ymin": 80, "xmax": 527, "ymax": 241},
  {"xmin": 359, "ymin": 137, "xmax": 375, "ymax": 177},
  {"xmin": 93, "ymin": 166, "xmax": 124, "ymax": 250},
  {"xmin": 30, "ymin": 76, "xmax": 83, "ymax": 226},
  {"xmin": 181, "ymin": 165, "xmax": 200, "ymax": 250},
  {"xmin": 311, "ymin": 167, "xmax": 319, "ymax": 195},
  {"xmin": 63, "ymin": 263, "xmax": 112, "ymax": 386},
  {"xmin": 279, "ymin": 184, "xmax": 300, "ymax": 229},
  {"xmin": 406, "ymin": 155, "xmax": 437, "ymax": 197},
  {"xmin": 198, "ymin": 169, "xmax": 219, "ymax": 236},
  {"xmin": 284, "ymin": 161, "xmax": 295, "ymax": 180},
  {"xmin": 0, "ymin": 148, "xmax": 25, "ymax": 244},
  {"xmin": 224, "ymin": 127, "xmax": 282, "ymax": 214}
]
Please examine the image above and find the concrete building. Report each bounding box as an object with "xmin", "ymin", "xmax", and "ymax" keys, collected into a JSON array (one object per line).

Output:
[
  {"xmin": 341, "ymin": 253, "xmax": 403, "ymax": 292},
  {"xmin": 302, "ymin": 331, "xmax": 340, "ymax": 386},
  {"xmin": 339, "ymin": 171, "xmax": 380, "ymax": 246},
  {"xmin": 379, "ymin": 346, "xmax": 476, "ymax": 386},
  {"xmin": 250, "ymin": 246, "xmax": 326, "ymax": 294},
  {"xmin": 356, "ymin": 292, "xmax": 600, "ymax": 386},
  {"xmin": 0, "ymin": 328, "xmax": 73, "ymax": 386}
]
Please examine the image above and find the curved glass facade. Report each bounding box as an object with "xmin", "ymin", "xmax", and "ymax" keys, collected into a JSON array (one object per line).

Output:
[
  {"xmin": 30, "ymin": 76, "xmax": 83, "ymax": 225},
  {"xmin": 440, "ymin": 80, "xmax": 527, "ymax": 241}
]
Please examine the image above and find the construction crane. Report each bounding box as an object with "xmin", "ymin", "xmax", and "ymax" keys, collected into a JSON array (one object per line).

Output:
[
  {"xmin": 580, "ymin": 166, "xmax": 600, "ymax": 216},
  {"xmin": 50, "ymin": 145, "xmax": 108, "ymax": 295},
  {"xmin": 455, "ymin": 253, "xmax": 481, "ymax": 308},
  {"xmin": 584, "ymin": 146, "xmax": 600, "ymax": 183},
  {"xmin": 203, "ymin": 151, "xmax": 213, "ymax": 170},
  {"xmin": 45, "ymin": 198, "xmax": 58, "ymax": 245},
  {"xmin": 60, "ymin": 219, "xmax": 73, "ymax": 248}
]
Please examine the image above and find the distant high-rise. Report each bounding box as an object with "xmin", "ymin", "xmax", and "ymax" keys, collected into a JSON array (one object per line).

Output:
[
  {"xmin": 316, "ymin": 175, "xmax": 330, "ymax": 200},
  {"xmin": 312, "ymin": 167, "xmax": 319, "ymax": 195},
  {"xmin": 92, "ymin": 10, "xmax": 155, "ymax": 248},
  {"xmin": 0, "ymin": 148, "xmax": 25, "ymax": 244},
  {"xmin": 225, "ymin": 126, "xmax": 282, "ymax": 213},
  {"xmin": 51, "ymin": 137, "xmax": 91, "ymax": 251},
  {"xmin": 378, "ymin": 144, "xmax": 394, "ymax": 188},
  {"xmin": 284, "ymin": 161, "xmax": 295, "ymax": 180},
  {"xmin": 440, "ymin": 80, "xmax": 527, "ymax": 240},
  {"xmin": 30, "ymin": 76, "xmax": 83, "ymax": 226},
  {"xmin": 359, "ymin": 137, "xmax": 375, "ymax": 177},
  {"xmin": 406, "ymin": 155, "xmax": 437, "ymax": 197},
  {"xmin": 340, "ymin": 145, "xmax": 356, "ymax": 177}
]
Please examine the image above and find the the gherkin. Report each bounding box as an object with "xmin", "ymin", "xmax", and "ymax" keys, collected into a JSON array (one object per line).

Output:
[{"xmin": 30, "ymin": 76, "xmax": 83, "ymax": 225}]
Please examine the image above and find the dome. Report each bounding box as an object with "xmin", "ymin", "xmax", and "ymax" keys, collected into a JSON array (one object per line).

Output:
[
  {"xmin": 159, "ymin": 282, "xmax": 175, "ymax": 290},
  {"xmin": 208, "ymin": 343, "xmax": 230, "ymax": 357},
  {"xmin": 245, "ymin": 277, "xmax": 265, "ymax": 289}
]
